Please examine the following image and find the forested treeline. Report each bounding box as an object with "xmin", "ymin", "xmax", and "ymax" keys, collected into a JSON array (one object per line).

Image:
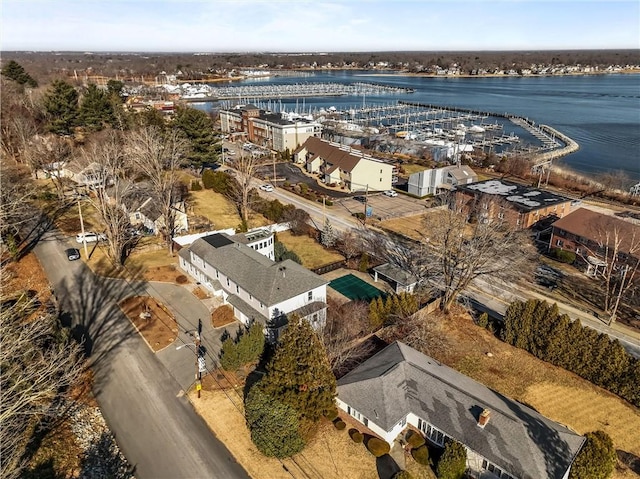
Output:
[
  {"xmin": 501, "ymin": 299, "xmax": 640, "ymax": 407},
  {"xmin": 2, "ymin": 50, "xmax": 638, "ymax": 83}
]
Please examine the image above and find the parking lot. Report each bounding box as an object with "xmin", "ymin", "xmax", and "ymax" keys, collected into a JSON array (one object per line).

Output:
[{"xmin": 337, "ymin": 193, "xmax": 426, "ymax": 220}]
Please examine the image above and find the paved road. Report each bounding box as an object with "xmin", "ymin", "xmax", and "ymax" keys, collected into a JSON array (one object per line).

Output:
[{"xmin": 35, "ymin": 229, "xmax": 250, "ymax": 479}]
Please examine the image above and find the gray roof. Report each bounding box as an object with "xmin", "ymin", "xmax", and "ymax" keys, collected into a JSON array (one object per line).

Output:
[
  {"xmin": 227, "ymin": 294, "xmax": 268, "ymax": 324},
  {"xmin": 337, "ymin": 342, "xmax": 585, "ymax": 479},
  {"xmin": 373, "ymin": 263, "xmax": 418, "ymax": 286},
  {"xmin": 444, "ymin": 164, "xmax": 478, "ymax": 182},
  {"xmin": 188, "ymin": 234, "xmax": 327, "ymax": 306},
  {"xmin": 456, "ymin": 179, "xmax": 572, "ymax": 212}
]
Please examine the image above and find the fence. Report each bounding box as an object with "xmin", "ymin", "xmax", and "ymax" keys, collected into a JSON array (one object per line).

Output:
[{"xmin": 311, "ymin": 260, "xmax": 347, "ymax": 275}]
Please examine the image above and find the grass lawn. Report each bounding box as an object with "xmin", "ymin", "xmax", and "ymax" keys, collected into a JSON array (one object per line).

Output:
[
  {"xmin": 276, "ymin": 231, "xmax": 344, "ymax": 269},
  {"xmin": 189, "ymin": 388, "xmax": 378, "ymax": 479},
  {"xmin": 400, "ymin": 163, "xmax": 428, "ymax": 176},
  {"xmin": 190, "ymin": 189, "xmax": 270, "ymax": 230}
]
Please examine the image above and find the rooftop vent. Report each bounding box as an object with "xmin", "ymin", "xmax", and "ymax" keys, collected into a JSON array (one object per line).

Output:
[{"xmin": 478, "ymin": 409, "xmax": 491, "ymax": 428}]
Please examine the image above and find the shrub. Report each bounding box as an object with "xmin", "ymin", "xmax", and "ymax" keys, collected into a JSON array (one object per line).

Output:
[
  {"xmin": 411, "ymin": 445, "xmax": 430, "ymax": 465},
  {"xmin": 191, "ymin": 180, "xmax": 203, "ymax": 191},
  {"xmin": 211, "ymin": 305, "xmax": 235, "ymax": 328},
  {"xmin": 175, "ymin": 275, "xmax": 188, "ymax": 284},
  {"xmin": 436, "ymin": 440, "xmax": 467, "ymax": 479},
  {"xmin": 333, "ymin": 419, "xmax": 346, "ymax": 430},
  {"xmin": 366, "ymin": 437, "xmax": 390, "ymax": 457},
  {"xmin": 392, "ymin": 472, "xmax": 413, "ymax": 479},
  {"xmin": 406, "ymin": 430, "xmax": 426, "ymax": 449},
  {"xmin": 349, "ymin": 428, "xmax": 364, "ymax": 443},
  {"xmin": 325, "ymin": 408, "xmax": 338, "ymax": 421},
  {"xmin": 202, "ymin": 169, "xmax": 232, "ymax": 194},
  {"xmin": 325, "ymin": 199, "xmax": 333, "ymax": 206},
  {"xmin": 477, "ymin": 312, "xmax": 489, "ymax": 328},
  {"xmin": 552, "ymin": 248, "xmax": 576, "ymax": 264},
  {"xmin": 569, "ymin": 431, "xmax": 616, "ymax": 479},
  {"xmin": 352, "ymin": 212, "xmax": 365, "ymax": 220},
  {"xmin": 359, "ymin": 253, "xmax": 369, "ymax": 272}
]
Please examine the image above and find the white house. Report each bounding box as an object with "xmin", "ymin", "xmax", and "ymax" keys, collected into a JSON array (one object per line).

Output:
[
  {"xmin": 179, "ymin": 233, "xmax": 327, "ymax": 338},
  {"xmin": 407, "ymin": 165, "xmax": 478, "ymax": 197},
  {"xmin": 337, "ymin": 342, "xmax": 585, "ymax": 479},
  {"xmin": 294, "ymin": 137, "xmax": 396, "ymax": 193}
]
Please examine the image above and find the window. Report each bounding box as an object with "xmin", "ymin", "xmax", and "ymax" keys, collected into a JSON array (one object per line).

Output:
[
  {"xmin": 380, "ymin": 178, "xmax": 382, "ymax": 182},
  {"xmin": 236, "ymin": 285, "xmax": 239, "ymax": 293},
  {"xmin": 380, "ymin": 169, "xmax": 383, "ymax": 174},
  {"xmin": 260, "ymin": 302, "xmax": 264, "ymax": 309},
  {"xmin": 215, "ymin": 269, "xmax": 219, "ymax": 278},
  {"xmin": 556, "ymin": 239, "xmax": 564, "ymax": 247},
  {"xmin": 249, "ymin": 294, "xmax": 253, "ymax": 301},
  {"xmin": 226, "ymin": 278, "xmax": 230, "ymax": 286},
  {"xmin": 308, "ymin": 291, "xmax": 313, "ymax": 301}
]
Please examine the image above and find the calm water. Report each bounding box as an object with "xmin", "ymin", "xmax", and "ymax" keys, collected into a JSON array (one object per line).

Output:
[{"xmin": 197, "ymin": 72, "xmax": 640, "ymax": 180}]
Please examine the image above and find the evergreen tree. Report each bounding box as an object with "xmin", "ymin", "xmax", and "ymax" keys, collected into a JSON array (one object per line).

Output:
[
  {"xmin": 244, "ymin": 386, "xmax": 305, "ymax": 458},
  {"xmin": 368, "ymin": 298, "xmax": 382, "ymax": 330},
  {"xmin": 320, "ymin": 218, "xmax": 337, "ymax": 247},
  {"xmin": 107, "ymin": 79, "xmax": 125, "ymax": 102},
  {"xmin": 1, "ymin": 60, "xmax": 37, "ymax": 87},
  {"xmin": 219, "ymin": 336, "xmax": 241, "ymax": 371},
  {"xmin": 79, "ymin": 84, "xmax": 115, "ymax": 131},
  {"xmin": 43, "ymin": 80, "xmax": 79, "ymax": 135},
  {"xmin": 569, "ymin": 431, "xmax": 616, "ymax": 479},
  {"xmin": 172, "ymin": 106, "xmax": 218, "ymax": 168},
  {"xmin": 236, "ymin": 322, "xmax": 266, "ymax": 365},
  {"xmin": 258, "ymin": 315, "xmax": 336, "ymax": 423},
  {"xmin": 436, "ymin": 440, "xmax": 467, "ymax": 479}
]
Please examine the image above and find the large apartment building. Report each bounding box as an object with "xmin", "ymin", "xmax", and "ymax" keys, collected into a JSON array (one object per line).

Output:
[
  {"xmin": 294, "ymin": 136, "xmax": 397, "ymax": 193},
  {"xmin": 219, "ymin": 105, "xmax": 322, "ymax": 152}
]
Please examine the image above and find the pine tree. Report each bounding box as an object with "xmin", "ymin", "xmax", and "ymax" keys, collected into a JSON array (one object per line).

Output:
[
  {"xmin": 43, "ymin": 80, "xmax": 79, "ymax": 135},
  {"xmin": 258, "ymin": 316, "xmax": 336, "ymax": 423},
  {"xmin": 79, "ymin": 84, "xmax": 115, "ymax": 131},
  {"xmin": 321, "ymin": 218, "xmax": 336, "ymax": 248},
  {"xmin": 569, "ymin": 431, "xmax": 616, "ymax": 479},
  {"xmin": 219, "ymin": 337, "xmax": 241, "ymax": 371},
  {"xmin": 245, "ymin": 386, "xmax": 305, "ymax": 458},
  {"xmin": 368, "ymin": 298, "xmax": 382, "ymax": 330},
  {"xmin": 1, "ymin": 60, "xmax": 37, "ymax": 87},
  {"xmin": 172, "ymin": 106, "xmax": 218, "ymax": 168}
]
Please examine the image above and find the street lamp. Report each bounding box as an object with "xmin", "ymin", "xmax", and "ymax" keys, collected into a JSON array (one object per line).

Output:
[{"xmin": 176, "ymin": 321, "xmax": 205, "ymax": 397}]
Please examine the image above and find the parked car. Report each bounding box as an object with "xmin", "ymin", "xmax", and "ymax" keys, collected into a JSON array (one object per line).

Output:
[
  {"xmin": 75, "ymin": 232, "xmax": 106, "ymax": 243},
  {"xmin": 65, "ymin": 248, "xmax": 81, "ymax": 261},
  {"xmin": 353, "ymin": 195, "xmax": 366, "ymax": 203},
  {"xmin": 259, "ymin": 184, "xmax": 274, "ymax": 192},
  {"xmin": 383, "ymin": 190, "xmax": 398, "ymax": 197}
]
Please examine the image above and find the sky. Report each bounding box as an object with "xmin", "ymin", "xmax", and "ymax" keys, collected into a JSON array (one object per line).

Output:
[{"xmin": 1, "ymin": 0, "xmax": 639, "ymax": 52}]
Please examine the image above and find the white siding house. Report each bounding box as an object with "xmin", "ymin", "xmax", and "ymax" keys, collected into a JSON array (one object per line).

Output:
[{"xmin": 407, "ymin": 165, "xmax": 478, "ymax": 197}]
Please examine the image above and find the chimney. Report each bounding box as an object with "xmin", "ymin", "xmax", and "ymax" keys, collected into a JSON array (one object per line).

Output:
[
  {"xmin": 478, "ymin": 409, "xmax": 490, "ymax": 428},
  {"xmin": 279, "ymin": 266, "xmax": 286, "ymax": 278}
]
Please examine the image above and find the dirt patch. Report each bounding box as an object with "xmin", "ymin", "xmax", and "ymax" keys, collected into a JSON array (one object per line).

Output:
[
  {"xmin": 118, "ymin": 296, "xmax": 178, "ymax": 351},
  {"xmin": 143, "ymin": 264, "xmax": 187, "ymax": 283},
  {"xmin": 189, "ymin": 388, "xmax": 378, "ymax": 479},
  {"xmin": 3, "ymin": 252, "xmax": 54, "ymax": 306},
  {"xmin": 212, "ymin": 305, "xmax": 236, "ymax": 328},
  {"xmin": 192, "ymin": 286, "xmax": 211, "ymax": 300}
]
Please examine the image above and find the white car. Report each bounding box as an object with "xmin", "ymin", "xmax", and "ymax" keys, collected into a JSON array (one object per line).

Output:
[
  {"xmin": 259, "ymin": 184, "xmax": 274, "ymax": 192},
  {"xmin": 383, "ymin": 190, "xmax": 398, "ymax": 197},
  {"xmin": 75, "ymin": 232, "xmax": 106, "ymax": 243}
]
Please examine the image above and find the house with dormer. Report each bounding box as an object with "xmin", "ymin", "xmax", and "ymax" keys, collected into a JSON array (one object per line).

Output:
[
  {"xmin": 178, "ymin": 232, "xmax": 327, "ymax": 338},
  {"xmin": 294, "ymin": 137, "xmax": 396, "ymax": 193},
  {"xmin": 337, "ymin": 342, "xmax": 585, "ymax": 479}
]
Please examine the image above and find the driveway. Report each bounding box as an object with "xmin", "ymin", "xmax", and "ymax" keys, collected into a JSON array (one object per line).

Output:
[{"xmin": 255, "ymin": 162, "xmax": 352, "ymax": 198}]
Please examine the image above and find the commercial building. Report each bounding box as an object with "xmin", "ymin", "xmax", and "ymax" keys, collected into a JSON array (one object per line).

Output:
[
  {"xmin": 454, "ymin": 179, "xmax": 574, "ymax": 229},
  {"xmin": 220, "ymin": 105, "xmax": 322, "ymax": 152}
]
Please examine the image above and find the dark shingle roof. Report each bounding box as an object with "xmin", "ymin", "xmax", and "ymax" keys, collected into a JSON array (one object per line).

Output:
[
  {"xmin": 373, "ymin": 263, "xmax": 418, "ymax": 286},
  {"xmin": 301, "ymin": 137, "xmax": 388, "ymax": 174},
  {"xmin": 189, "ymin": 234, "xmax": 327, "ymax": 306},
  {"xmin": 337, "ymin": 342, "xmax": 585, "ymax": 479}
]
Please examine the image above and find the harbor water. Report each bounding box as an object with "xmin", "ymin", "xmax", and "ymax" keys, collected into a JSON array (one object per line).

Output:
[{"xmin": 194, "ymin": 71, "xmax": 640, "ymax": 180}]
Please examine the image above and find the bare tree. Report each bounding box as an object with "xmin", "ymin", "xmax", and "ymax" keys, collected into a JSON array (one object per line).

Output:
[
  {"xmin": 0, "ymin": 269, "xmax": 85, "ymax": 479},
  {"xmin": 320, "ymin": 298, "xmax": 373, "ymax": 377},
  {"xmin": 77, "ymin": 131, "xmax": 135, "ymax": 265},
  {"xmin": 364, "ymin": 197, "xmax": 534, "ymax": 313},
  {"xmin": 22, "ymin": 134, "xmax": 73, "ymax": 197},
  {"xmin": 588, "ymin": 218, "xmax": 640, "ymax": 323},
  {"xmin": 227, "ymin": 145, "xmax": 264, "ymax": 229},
  {"xmin": 0, "ymin": 160, "xmax": 36, "ymax": 257},
  {"xmin": 125, "ymin": 127, "xmax": 187, "ymax": 253},
  {"xmin": 0, "ymin": 78, "xmax": 42, "ymax": 162}
]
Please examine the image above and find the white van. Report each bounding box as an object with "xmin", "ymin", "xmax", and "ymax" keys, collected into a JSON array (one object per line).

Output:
[{"xmin": 75, "ymin": 232, "xmax": 106, "ymax": 243}]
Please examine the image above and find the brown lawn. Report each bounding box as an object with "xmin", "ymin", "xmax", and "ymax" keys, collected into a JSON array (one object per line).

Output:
[
  {"xmin": 379, "ymin": 214, "xmax": 429, "ymax": 241},
  {"xmin": 190, "ymin": 189, "xmax": 270, "ymax": 230},
  {"xmin": 189, "ymin": 388, "xmax": 378, "ymax": 479},
  {"xmin": 276, "ymin": 231, "xmax": 344, "ymax": 269},
  {"xmin": 119, "ymin": 296, "xmax": 178, "ymax": 351}
]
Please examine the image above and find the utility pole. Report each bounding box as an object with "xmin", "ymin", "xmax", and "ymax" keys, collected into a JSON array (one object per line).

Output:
[
  {"xmin": 363, "ymin": 184, "xmax": 369, "ymax": 226},
  {"xmin": 78, "ymin": 198, "xmax": 88, "ymax": 258},
  {"xmin": 195, "ymin": 319, "xmax": 203, "ymax": 398},
  {"xmin": 272, "ymin": 151, "xmax": 277, "ymax": 185}
]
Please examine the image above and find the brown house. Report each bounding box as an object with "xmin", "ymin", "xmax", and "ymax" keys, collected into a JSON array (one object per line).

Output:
[
  {"xmin": 454, "ymin": 179, "xmax": 574, "ymax": 229},
  {"xmin": 550, "ymin": 208, "xmax": 640, "ymax": 273}
]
